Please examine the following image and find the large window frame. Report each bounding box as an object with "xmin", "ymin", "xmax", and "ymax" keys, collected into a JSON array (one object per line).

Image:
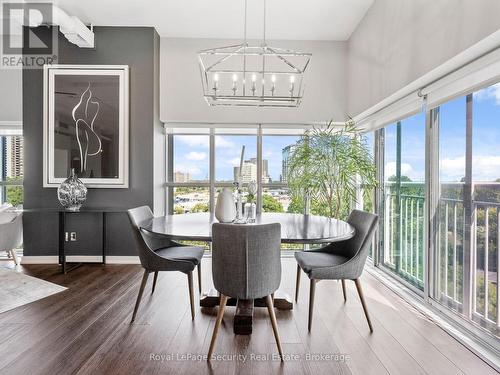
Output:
[
  {"xmin": 165, "ymin": 124, "xmax": 309, "ymax": 216},
  {"xmin": 368, "ymin": 88, "xmax": 500, "ymax": 355}
]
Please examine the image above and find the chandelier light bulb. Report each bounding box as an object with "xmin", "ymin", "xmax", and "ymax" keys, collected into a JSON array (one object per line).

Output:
[
  {"xmin": 232, "ymin": 73, "xmax": 238, "ymax": 95},
  {"xmin": 270, "ymin": 75, "xmax": 276, "ymax": 96},
  {"xmin": 213, "ymin": 73, "xmax": 219, "ymax": 91},
  {"xmin": 289, "ymin": 75, "xmax": 295, "ymax": 96},
  {"xmin": 251, "ymin": 73, "xmax": 257, "ymax": 95}
]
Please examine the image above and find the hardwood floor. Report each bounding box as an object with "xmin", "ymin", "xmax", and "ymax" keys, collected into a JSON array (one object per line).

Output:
[{"xmin": 0, "ymin": 258, "xmax": 496, "ymax": 375}]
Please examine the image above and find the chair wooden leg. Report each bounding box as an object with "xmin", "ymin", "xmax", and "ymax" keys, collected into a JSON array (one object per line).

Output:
[
  {"xmin": 341, "ymin": 279, "xmax": 347, "ymax": 302},
  {"xmin": 265, "ymin": 295, "xmax": 284, "ymax": 361},
  {"xmin": 295, "ymin": 264, "xmax": 301, "ymax": 302},
  {"xmin": 151, "ymin": 271, "xmax": 158, "ymax": 294},
  {"xmin": 197, "ymin": 262, "xmax": 202, "ymax": 294},
  {"xmin": 10, "ymin": 249, "xmax": 19, "ymax": 266},
  {"xmin": 354, "ymin": 279, "xmax": 373, "ymax": 332},
  {"xmin": 188, "ymin": 271, "xmax": 195, "ymax": 320},
  {"xmin": 208, "ymin": 294, "xmax": 228, "ymax": 361},
  {"xmin": 131, "ymin": 270, "xmax": 149, "ymax": 323},
  {"xmin": 308, "ymin": 279, "xmax": 316, "ymax": 332}
]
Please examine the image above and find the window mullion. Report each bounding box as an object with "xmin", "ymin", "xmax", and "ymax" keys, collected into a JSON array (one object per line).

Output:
[
  {"xmin": 209, "ymin": 128, "xmax": 215, "ymax": 215},
  {"xmin": 374, "ymin": 128, "xmax": 384, "ymax": 267},
  {"xmin": 426, "ymin": 106, "xmax": 439, "ymax": 303},
  {"xmin": 257, "ymin": 125, "xmax": 263, "ymax": 214},
  {"xmin": 463, "ymin": 93, "xmax": 474, "ymax": 319}
]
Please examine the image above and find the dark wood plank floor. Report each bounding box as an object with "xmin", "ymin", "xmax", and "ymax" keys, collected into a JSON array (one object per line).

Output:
[{"xmin": 0, "ymin": 258, "xmax": 496, "ymax": 375}]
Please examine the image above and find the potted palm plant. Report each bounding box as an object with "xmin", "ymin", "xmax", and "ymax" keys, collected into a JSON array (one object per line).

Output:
[{"xmin": 287, "ymin": 119, "xmax": 377, "ymax": 219}]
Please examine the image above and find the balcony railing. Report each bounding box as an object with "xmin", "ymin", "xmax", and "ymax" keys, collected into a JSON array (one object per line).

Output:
[
  {"xmin": 472, "ymin": 201, "xmax": 499, "ymax": 331},
  {"xmin": 384, "ymin": 182, "xmax": 499, "ymax": 336},
  {"xmin": 384, "ymin": 191, "xmax": 425, "ymax": 287},
  {"xmin": 437, "ymin": 197, "xmax": 464, "ymax": 310}
]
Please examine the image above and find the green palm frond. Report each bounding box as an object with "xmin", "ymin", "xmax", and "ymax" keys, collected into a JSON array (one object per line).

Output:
[{"xmin": 286, "ymin": 119, "xmax": 378, "ymax": 219}]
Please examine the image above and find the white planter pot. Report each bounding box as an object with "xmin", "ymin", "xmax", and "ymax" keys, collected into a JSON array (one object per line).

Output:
[{"xmin": 215, "ymin": 188, "xmax": 236, "ymax": 223}]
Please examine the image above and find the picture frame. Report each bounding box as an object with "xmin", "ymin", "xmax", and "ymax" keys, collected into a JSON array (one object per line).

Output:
[{"xmin": 43, "ymin": 64, "xmax": 129, "ymax": 188}]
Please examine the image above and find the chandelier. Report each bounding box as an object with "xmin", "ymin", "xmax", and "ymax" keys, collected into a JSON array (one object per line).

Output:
[{"xmin": 198, "ymin": 0, "xmax": 312, "ymax": 107}]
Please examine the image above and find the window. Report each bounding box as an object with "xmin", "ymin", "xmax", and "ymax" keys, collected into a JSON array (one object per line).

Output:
[
  {"xmin": 166, "ymin": 126, "xmax": 307, "ymax": 251},
  {"xmin": 472, "ymin": 84, "xmax": 500, "ymax": 328},
  {"xmin": 382, "ymin": 113, "xmax": 426, "ymax": 290},
  {"xmin": 169, "ymin": 134, "xmax": 210, "ymax": 217},
  {"xmin": 262, "ymin": 135, "xmax": 300, "ymax": 214},
  {"xmin": 173, "ymin": 135, "xmax": 209, "ymax": 183},
  {"xmin": 429, "ymin": 84, "xmax": 500, "ymax": 336},
  {"xmin": 436, "ymin": 96, "xmax": 467, "ymax": 314},
  {"xmin": 166, "ymin": 126, "xmax": 306, "ymax": 220},
  {"xmin": 0, "ymin": 135, "xmax": 23, "ymax": 208},
  {"xmin": 355, "ymin": 60, "xmax": 500, "ymax": 345},
  {"xmin": 215, "ymin": 134, "xmax": 256, "ymax": 183},
  {"xmin": 173, "ymin": 187, "xmax": 209, "ymax": 214},
  {"xmin": 361, "ymin": 131, "xmax": 375, "ymax": 258}
]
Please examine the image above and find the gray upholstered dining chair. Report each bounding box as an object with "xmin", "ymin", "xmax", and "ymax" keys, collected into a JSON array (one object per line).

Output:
[
  {"xmin": 294, "ymin": 209, "xmax": 378, "ymax": 332},
  {"xmin": 127, "ymin": 206, "xmax": 204, "ymax": 322},
  {"xmin": 208, "ymin": 223, "xmax": 284, "ymax": 361}
]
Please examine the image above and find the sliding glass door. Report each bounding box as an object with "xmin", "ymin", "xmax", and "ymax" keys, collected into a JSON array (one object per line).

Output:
[
  {"xmin": 433, "ymin": 85, "xmax": 499, "ymax": 337},
  {"xmin": 382, "ymin": 113, "xmax": 426, "ymax": 290},
  {"xmin": 435, "ymin": 96, "xmax": 467, "ymax": 314},
  {"xmin": 471, "ymin": 85, "xmax": 500, "ymax": 331}
]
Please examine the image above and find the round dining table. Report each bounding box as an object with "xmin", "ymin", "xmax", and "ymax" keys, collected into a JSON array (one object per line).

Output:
[
  {"xmin": 145, "ymin": 212, "xmax": 355, "ymax": 244},
  {"xmin": 142, "ymin": 212, "xmax": 355, "ymax": 335}
]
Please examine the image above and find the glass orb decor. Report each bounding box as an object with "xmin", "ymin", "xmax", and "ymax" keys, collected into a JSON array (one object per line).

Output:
[{"xmin": 57, "ymin": 168, "xmax": 87, "ymax": 211}]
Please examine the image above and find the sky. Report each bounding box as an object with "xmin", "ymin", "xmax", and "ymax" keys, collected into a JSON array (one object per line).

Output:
[
  {"xmin": 173, "ymin": 134, "xmax": 299, "ymax": 182},
  {"xmin": 384, "ymin": 82, "xmax": 500, "ymax": 183}
]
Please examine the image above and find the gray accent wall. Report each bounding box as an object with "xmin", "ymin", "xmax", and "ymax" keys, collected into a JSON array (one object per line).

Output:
[{"xmin": 23, "ymin": 26, "xmax": 160, "ymax": 256}]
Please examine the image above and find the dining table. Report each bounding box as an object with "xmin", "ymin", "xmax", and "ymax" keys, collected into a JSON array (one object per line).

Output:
[{"xmin": 142, "ymin": 212, "xmax": 355, "ymax": 334}]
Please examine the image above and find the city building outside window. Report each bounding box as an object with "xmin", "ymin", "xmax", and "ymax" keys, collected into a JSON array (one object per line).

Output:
[{"xmin": 0, "ymin": 134, "xmax": 23, "ymax": 208}]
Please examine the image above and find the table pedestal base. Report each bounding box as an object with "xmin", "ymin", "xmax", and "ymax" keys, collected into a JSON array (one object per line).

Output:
[{"xmin": 200, "ymin": 289, "xmax": 293, "ymax": 335}]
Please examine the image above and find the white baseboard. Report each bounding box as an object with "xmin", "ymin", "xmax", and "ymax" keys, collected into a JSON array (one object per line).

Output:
[
  {"xmin": 21, "ymin": 256, "xmax": 58, "ymax": 264},
  {"xmin": 21, "ymin": 256, "xmax": 140, "ymax": 264},
  {"xmin": 106, "ymin": 256, "xmax": 140, "ymax": 264}
]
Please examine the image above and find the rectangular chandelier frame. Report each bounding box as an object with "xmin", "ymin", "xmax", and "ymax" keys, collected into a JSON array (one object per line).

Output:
[{"xmin": 198, "ymin": 43, "xmax": 312, "ymax": 107}]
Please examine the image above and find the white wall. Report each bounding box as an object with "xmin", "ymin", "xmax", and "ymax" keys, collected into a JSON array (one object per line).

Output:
[
  {"xmin": 0, "ymin": 69, "xmax": 22, "ymax": 124},
  {"xmin": 160, "ymin": 38, "xmax": 348, "ymax": 124},
  {"xmin": 347, "ymin": 0, "xmax": 500, "ymax": 116},
  {"xmin": 153, "ymin": 32, "xmax": 165, "ymax": 216},
  {"xmin": 0, "ymin": 26, "xmax": 22, "ymax": 125}
]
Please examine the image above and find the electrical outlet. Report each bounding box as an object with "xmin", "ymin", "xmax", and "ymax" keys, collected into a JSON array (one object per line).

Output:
[{"xmin": 70, "ymin": 232, "xmax": 77, "ymax": 241}]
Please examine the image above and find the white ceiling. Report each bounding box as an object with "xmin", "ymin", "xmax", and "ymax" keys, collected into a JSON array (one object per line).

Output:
[{"xmin": 48, "ymin": 0, "xmax": 374, "ymax": 41}]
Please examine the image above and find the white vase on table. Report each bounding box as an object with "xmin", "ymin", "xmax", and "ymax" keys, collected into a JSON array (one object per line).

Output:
[{"xmin": 215, "ymin": 188, "xmax": 236, "ymax": 223}]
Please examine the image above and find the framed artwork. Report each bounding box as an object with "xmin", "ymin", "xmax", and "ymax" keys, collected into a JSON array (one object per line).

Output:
[{"xmin": 43, "ymin": 65, "xmax": 129, "ymax": 188}]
